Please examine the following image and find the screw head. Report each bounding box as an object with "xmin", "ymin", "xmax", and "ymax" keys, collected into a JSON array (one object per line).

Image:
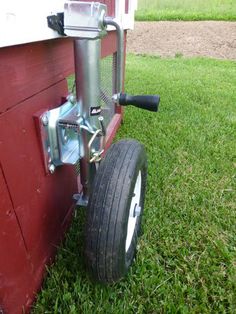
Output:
[
  {"xmin": 42, "ymin": 114, "xmax": 48, "ymax": 126},
  {"xmin": 112, "ymin": 94, "xmax": 119, "ymax": 103},
  {"xmin": 48, "ymin": 163, "xmax": 55, "ymax": 174},
  {"xmin": 68, "ymin": 95, "xmax": 76, "ymax": 104},
  {"xmin": 64, "ymin": 135, "xmax": 68, "ymax": 143}
]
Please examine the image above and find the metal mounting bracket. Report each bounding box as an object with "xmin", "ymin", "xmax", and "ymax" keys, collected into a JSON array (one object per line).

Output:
[
  {"xmin": 64, "ymin": 1, "xmax": 107, "ymax": 39},
  {"xmin": 35, "ymin": 96, "xmax": 81, "ymax": 174},
  {"xmin": 35, "ymin": 95, "xmax": 105, "ymax": 175},
  {"xmin": 47, "ymin": 13, "xmax": 65, "ymax": 36}
]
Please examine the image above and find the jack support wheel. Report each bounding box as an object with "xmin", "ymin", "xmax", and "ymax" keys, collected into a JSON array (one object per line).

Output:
[{"xmin": 85, "ymin": 139, "xmax": 147, "ymax": 283}]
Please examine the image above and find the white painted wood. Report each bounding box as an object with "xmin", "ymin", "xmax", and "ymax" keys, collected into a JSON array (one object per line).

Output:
[
  {"xmin": 115, "ymin": 0, "xmax": 137, "ymax": 30},
  {"xmin": 122, "ymin": 0, "xmax": 138, "ymax": 30},
  {"xmin": 0, "ymin": 0, "xmax": 137, "ymax": 48},
  {"xmin": 0, "ymin": 0, "xmax": 65, "ymax": 47},
  {"xmin": 115, "ymin": 0, "xmax": 125, "ymax": 22}
]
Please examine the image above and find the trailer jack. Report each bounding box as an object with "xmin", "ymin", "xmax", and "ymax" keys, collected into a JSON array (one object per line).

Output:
[{"xmin": 40, "ymin": 1, "xmax": 160, "ymax": 283}]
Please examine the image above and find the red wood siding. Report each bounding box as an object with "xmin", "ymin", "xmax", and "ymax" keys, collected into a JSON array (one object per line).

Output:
[
  {"xmin": 0, "ymin": 33, "xmax": 117, "ymax": 115},
  {"xmin": 102, "ymin": 0, "xmax": 116, "ymax": 16},
  {"xmin": 0, "ymin": 30, "xmax": 122, "ymax": 313},
  {"xmin": 125, "ymin": 0, "xmax": 129, "ymax": 13},
  {"xmin": 0, "ymin": 39, "xmax": 74, "ymax": 114},
  {"xmin": 0, "ymin": 80, "xmax": 77, "ymax": 313},
  {"xmin": 0, "ymin": 166, "xmax": 34, "ymax": 314}
]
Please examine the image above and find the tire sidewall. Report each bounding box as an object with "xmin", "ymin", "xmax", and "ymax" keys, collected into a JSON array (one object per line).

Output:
[
  {"xmin": 85, "ymin": 140, "xmax": 148, "ymax": 283},
  {"xmin": 122, "ymin": 145, "xmax": 147, "ymax": 271}
]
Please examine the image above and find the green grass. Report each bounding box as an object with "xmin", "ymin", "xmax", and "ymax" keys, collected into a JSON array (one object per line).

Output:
[
  {"xmin": 136, "ymin": 0, "xmax": 236, "ymax": 21},
  {"xmin": 34, "ymin": 55, "xmax": 236, "ymax": 313}
]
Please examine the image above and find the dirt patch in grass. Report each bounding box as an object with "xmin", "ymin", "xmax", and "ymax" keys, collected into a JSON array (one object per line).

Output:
[{"xmin": 127, "ymin": 21, "xmax": 236, "ymax": 60}]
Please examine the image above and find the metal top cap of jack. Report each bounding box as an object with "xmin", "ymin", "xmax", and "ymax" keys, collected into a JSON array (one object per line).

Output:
[{"xmin": 64, "ymin": 1, "xmax": 107, "ymax": 39}]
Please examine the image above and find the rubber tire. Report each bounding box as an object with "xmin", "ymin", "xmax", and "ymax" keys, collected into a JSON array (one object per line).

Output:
[{"xmin": 85, "ymin": 139, "xmax": 147, "ymax": 283}]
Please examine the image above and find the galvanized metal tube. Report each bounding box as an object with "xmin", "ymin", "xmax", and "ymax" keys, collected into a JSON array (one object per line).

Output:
[
  {"xmin": 74, "ymin": 39, "xmax": 101, "ymax": 125},
  {"xmin": 74, "ymin": 39, "xmax": 101, "ymax": 198},
  {"xmin": 104, "ymin": 17, "xmax": 124, "ymax": 94}
]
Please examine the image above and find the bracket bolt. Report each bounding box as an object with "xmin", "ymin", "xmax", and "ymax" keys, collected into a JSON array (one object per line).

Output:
[
  {"xmin": 42, "ymin": 114, "xmax": 48, "ymax": 126},
  {"xmin": 64, "ymin": 135, "xmax": 68, "ymax": 143},
  {"xmin": 112, "ymin": 93, "xmax": 119, "ymax": 103},
  {"xmin": 48, "ymin": 163, "xmax": 56, "ymax": 174},
  {"xmin": 67, "ymin": 94, "xmax": 76, "ymax": 104}
]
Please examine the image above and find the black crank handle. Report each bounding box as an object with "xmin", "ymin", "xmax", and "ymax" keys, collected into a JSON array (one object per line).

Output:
[{"xmin": 118, "ymin": 93, "xmax": 160, "ymax": 112}]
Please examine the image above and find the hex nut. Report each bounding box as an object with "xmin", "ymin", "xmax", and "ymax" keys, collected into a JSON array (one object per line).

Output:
[
  {"xmin": 48, "ymin": 163, "xmax": 56, "ymax": 174},
  {"xmin": 41, "ymin": 114, "xmax": 48, "ymax": 126}
]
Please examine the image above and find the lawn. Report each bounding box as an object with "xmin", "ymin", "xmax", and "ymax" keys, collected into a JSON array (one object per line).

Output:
[
  {"xmin": 136, "ymin": 0, "xmax": 236, "ymax": 21},
  {"xmin": 34, "ymin": 55, "xmax": 236, "ymax": 313}
]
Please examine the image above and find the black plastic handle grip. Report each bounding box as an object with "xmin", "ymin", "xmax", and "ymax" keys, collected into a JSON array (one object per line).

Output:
[{"xmin": 119, "ymin": 93, "xmax": 160, "ymax": 112}]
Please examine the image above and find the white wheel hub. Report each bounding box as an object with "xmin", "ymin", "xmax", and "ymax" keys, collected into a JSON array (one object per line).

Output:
[{"xmin": 125, "ymin": 171, "xmax": 142, "ymax": 252}]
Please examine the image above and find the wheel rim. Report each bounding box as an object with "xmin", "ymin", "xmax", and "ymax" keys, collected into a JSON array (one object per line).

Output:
[{"xmin": 125, "ymin": 171, "xmax": 142, "ymax": 252}]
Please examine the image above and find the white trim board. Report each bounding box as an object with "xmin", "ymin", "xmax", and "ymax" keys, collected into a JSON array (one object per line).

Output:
[{"xmin": 0, "ymin": 0, "xmax": 137, "ymax": 48}]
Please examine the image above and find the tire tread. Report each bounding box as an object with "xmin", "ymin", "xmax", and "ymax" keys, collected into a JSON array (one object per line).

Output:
[{"xmin": 85, "ymin": 140, "xmax": 147, "ymax": 283}]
